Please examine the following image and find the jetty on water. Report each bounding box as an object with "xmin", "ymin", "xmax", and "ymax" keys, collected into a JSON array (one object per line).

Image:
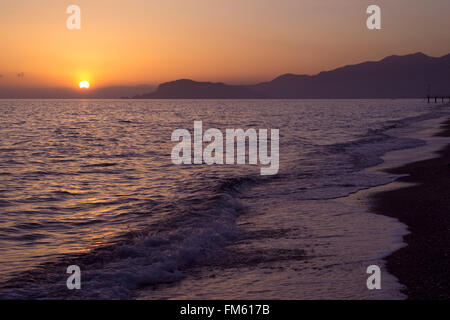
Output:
[{"xmin": 427, "ymin": 95, "xmax": 450, "ymax": 103}]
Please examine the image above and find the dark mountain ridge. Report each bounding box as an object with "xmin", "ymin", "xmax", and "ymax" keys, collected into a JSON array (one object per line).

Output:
[
  {"xmin": 134, "ymin": 79, "xmax": 264, "ymax": 99},
  {"xmin": 135, "ymin": 52, "xmax": 450, "ymax": 99}
]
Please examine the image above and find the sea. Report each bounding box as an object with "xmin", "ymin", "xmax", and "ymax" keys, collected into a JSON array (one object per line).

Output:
[{"xmin": 0, "ymin": 99, "xmax": 448, "ymax": 299}]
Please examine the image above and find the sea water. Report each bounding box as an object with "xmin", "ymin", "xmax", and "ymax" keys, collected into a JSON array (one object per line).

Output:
[{"xmin": 0, "ymin": 99, "xmax": 448, "ymax": 299}]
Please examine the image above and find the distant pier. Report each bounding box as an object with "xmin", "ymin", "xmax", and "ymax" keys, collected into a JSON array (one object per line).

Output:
[{"xmin": 427, "ymin": 95, "xmax": 450, "ymax": 103}]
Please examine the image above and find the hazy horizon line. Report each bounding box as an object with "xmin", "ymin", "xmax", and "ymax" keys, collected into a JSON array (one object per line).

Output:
[
  {"xmin": 1, "ymin": 51, "xmax": 448, "ymax": 99},
  {"xmin": 2, "ymin": 51, "xmax": 448, "ymax": 90}
]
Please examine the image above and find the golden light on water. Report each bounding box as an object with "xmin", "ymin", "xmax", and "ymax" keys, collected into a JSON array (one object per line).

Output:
[{"xmin": 79, "ymin": 81, "xmax": 90, "ymax": 89}]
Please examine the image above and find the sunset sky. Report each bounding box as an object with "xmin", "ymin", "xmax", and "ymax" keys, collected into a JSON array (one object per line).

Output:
[{"xmin": 1, "ymin": 0, "xmax": 450, "ymax": 88}]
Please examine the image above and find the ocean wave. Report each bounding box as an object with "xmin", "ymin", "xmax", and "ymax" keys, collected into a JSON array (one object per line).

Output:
[{"xmin": 0, "ymin": 190, "xmax": 244, "ymax": 299}]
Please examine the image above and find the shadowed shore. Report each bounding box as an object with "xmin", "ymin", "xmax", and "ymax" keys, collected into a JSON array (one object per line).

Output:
[{"xmin": 371, "ymin": 117, "xmax": 450, "ymax": 300}]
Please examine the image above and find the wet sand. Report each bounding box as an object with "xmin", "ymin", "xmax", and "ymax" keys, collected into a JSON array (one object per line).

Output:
[{"xmin": 371, "ymin": 117, "xmax": 450, "ymax": 300}]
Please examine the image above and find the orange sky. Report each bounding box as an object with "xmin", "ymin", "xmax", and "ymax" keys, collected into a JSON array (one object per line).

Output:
[{"xmin": 1, "ymin": 0, "xmax": 450, "ymax": 88}]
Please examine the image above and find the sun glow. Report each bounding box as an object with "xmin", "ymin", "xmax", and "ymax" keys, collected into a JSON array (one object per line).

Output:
[{"xmin": 79, "ymin": 81, "xmax": 90, "ymax": 89}]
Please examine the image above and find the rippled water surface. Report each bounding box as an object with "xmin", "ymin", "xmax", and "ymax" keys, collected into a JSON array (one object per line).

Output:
[{"xmin": 0, "ymin": 99, "xmax": 447, "ymax": 299}]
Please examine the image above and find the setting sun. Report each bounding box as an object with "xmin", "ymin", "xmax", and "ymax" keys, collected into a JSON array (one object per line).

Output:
[{"xmin": 79, "ymin": 81, "xmax": 90, "ymax": 89}]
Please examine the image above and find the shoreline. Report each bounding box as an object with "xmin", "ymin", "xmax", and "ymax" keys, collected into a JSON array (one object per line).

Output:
[{"xmin": 370, "ymin": 117, "xmax": 450, "ymax": 300}]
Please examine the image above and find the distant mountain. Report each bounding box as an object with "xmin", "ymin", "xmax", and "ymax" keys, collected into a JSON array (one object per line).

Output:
[
  {"xmin": 134, "ymin": 79, "xmax": 264, "ymax": 99},
  {"xmin": 0, "ymin": 85, "xmax": 156, "ymax": 99},
  {"xmin": 83, "ymin": 85, "xmax": 157, "ymax": 99},
  {"xmin": 135, "ymin": 53, "xmax": 450, "ymax": 99}
]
